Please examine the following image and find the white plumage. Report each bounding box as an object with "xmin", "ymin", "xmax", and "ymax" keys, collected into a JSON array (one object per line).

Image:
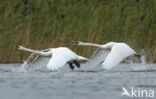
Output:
[
  {"xmin": 84, "ymin": 48, "xmax": 110, "ymax": 67},
  {"xmin": 77, "ymin": 41, "xmax": 138, "ymax": 70},
  {"xmin": 16, "ymin": 46, "xmax": 88, "ymax": 71},
  {"xmin": 46, "ymin": 47, "xmax": 79, "ymax": 70},
  {"xmin": 102, "ymin": 43, "xmax": 136, "ymax": 69}
]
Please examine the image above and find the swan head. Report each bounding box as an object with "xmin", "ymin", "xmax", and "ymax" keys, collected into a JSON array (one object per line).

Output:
[
  {"xmin": 74, "ymin": 41, "xmax": 86, "ymax": 46},
  {"xmin": 13, "ymin": 45, "xmax": 19, "ymax": 50},
  {"xmin": 14, "ymin": 45, "xmax": 26, "ymax": 50}
]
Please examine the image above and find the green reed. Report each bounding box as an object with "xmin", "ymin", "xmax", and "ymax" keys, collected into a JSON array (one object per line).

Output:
[{"xmin": 0, "ymin": 0, "xmax": 155, "ymax": 63}]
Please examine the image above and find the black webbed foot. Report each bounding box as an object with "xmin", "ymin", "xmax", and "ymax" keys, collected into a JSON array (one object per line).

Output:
[
  {"xmin": 69, "ymin": 63, "xmax": 74, "ymax": 70},
  {"xmin": 73, "ymin": 61, "xmax": 80, "ymax": 68}
]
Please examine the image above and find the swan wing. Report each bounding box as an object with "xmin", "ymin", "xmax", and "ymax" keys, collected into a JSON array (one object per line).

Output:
[
  {"xmin": 47, "ymin": 55, "xmax": 67, "ymax": 70},
  {"xmin": 47, "ymin": 48, "xmax": 77, "ymax": 70},
  {"xmin": 84, "ymin": 48, "xmax": 110, "ymax": 66},
  {"xmin": 102, "ymin": 43, "xmax": 136, "ymax": 70},
  {"xmin": 25, "ymin": 48, "xmax": 52, "ymax": 63},
  {"xmin": 21, "ymin": 48, "xmax": 52, "ymax": 69},
  {"xmin": 31, "ymin": 56, "xmax": 50, "ymax": 67},
  {"xmin": 21, "ymin": 54, "xmax": 51, "ymax": 69}
]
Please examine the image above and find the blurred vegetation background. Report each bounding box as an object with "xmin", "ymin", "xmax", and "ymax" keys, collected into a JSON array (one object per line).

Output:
[{"xmin": 0, "ymin": 0, "xmax": 155, "ymax": 63}]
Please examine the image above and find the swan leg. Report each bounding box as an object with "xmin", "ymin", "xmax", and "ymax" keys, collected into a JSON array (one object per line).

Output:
[
  {"xmin": 73, "ymin": 61, "xmax": 80, "ymax": 68},
  {"xmin": 69, "ymin": 63, "xmax": 75, "ymax": 70}
]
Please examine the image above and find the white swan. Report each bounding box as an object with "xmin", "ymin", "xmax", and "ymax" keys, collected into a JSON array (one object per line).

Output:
[
  {"xmin": 76, "ymin": 41, "xmax": 141, "ymax": 70},
  {"xmin": 15, "ymin": 46, "xmax": 88, "ymax": 70}
]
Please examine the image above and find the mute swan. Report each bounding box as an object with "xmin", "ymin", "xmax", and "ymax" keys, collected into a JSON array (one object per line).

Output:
[
  {"xmin": 14, "ymin": 46, "xmax": 88, "ymax": 70},
  {"xmin": 76, "ymin": 41, "xmax": 142, "ymax": 70}
]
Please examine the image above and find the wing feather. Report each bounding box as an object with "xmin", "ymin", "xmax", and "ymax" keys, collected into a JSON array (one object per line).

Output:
[
  {"xmin": 47, "ymin": 55, "xmax": 67, "ymax": 70},
  {"xmin": 21, "ymin": 56, "xmax": 50, "ymax": 70},
  {"xmin": 102, "ymin": 43, "xmax": 136, "ymax": 70},
  {"xmin": 84, "ymin": 48, "xmax": 110, "ymax": 66},
  {"xmin": 47, "ymin": 48, "xmax": 77, "ymax": 70},
  {"xmin": 21, "ymin": 49, "xmax": 52, "ymax": 70}
]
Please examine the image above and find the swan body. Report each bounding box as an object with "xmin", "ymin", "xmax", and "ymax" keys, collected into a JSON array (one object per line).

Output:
[
  {"xmin": 77, "ymin": 41, "xmax": 139, "ymax": 70},
  {"xmin": 16, "ymin": 46, "xmax": 88, "ymax": 70}
]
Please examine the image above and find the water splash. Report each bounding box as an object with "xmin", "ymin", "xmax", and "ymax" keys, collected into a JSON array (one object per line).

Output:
[
  {"xmin": 132, "ymin": 50, "xmax": 148, "ymax": 71},
  {"xmin": 140, "ymin": 49, "xmax": 146, "ymax": 64},
  {"xmin": 140, "ymin": 55, "xmax": 146, "ymax": 64},
  {"xmin": 18, "ymin": 60, "xmax": 49, "ymax": 72},
  {"xmin": 127, "ymin": 58, "xmax": 134, "ymax": 64},
  {"xmin": 13, "ymin": 61, "xmax": 28, "ymax": 72},
  {"xmin": 11, "ymin": 60, "xmax": 36, "ymax": 72}
]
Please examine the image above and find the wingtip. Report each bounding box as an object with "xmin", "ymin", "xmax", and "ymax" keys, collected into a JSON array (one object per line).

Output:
[{"xmin": 102, "ymin": 63, "xmax": 115, "ymax": 70}]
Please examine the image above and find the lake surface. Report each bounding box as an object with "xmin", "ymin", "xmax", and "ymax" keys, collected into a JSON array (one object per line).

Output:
[{"xmin": 0, "ymin": 63, "xmax": 156, "ymax": 99}]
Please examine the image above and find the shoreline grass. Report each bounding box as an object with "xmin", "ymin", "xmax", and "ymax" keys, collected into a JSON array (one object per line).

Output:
[{"xmin": 0, "ymin": 0, "xmax": 155, "ymax": 63}]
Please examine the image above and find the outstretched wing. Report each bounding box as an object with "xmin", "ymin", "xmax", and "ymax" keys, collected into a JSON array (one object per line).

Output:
[
  {"xmin": 21, "ymin": 55, "xmax": 51, "ymax": 70},
  {"xmin": 84, "ymin": 48, "xmax": 110, "ymax": 66},
  {"xmin": 31, "ymin": 56, "xmax": 50, "ymax": 67},
  {"xmin": 47, "ymin": 48, "xmax": 77, "ymax": 70},
  {"xmin": 21, "ymin": 48, "xmax": 52, "ymax": 69},
  {"xmin": 102, "ymin": 43, "xmax": 136, "ymax": 70}
]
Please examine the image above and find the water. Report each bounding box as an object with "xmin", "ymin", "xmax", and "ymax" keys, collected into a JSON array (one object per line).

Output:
[{"xmin": 0, "ymin": 63, "xmax": 156, "ymax": 99}]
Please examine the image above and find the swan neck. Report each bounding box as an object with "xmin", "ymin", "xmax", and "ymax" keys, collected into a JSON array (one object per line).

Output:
[
  {"xmin": 79, "ymin": 42, "xmax": 102, "ymax": 48},
  {"xmin": 19, "ymin": 47, "xmax": 39, "ymax": 54},
  {"xmin": 19, "ymin": 47, "xmax": 49, "ymax": 56}
]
